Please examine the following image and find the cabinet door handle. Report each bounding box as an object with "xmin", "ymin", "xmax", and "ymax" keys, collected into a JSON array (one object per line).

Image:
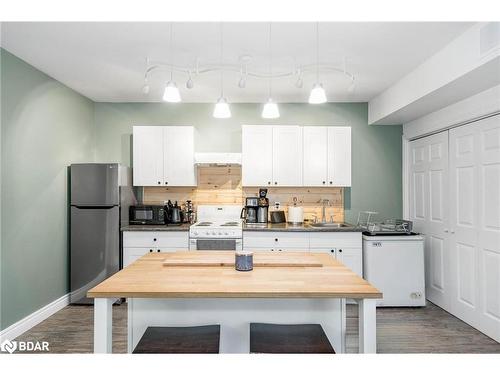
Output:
[
  {"xmin": 274, "ymin": 182, "xmax": 277, "ymax": 185},
  {"xmin": 149, "ymin": 249, "xmax": 153, "ymax": 253},
  {"xmin": 444, "ymin": 229, "xmax": 449, "ymax": 233},
  {"xmin": 450, "ymin": 229, "xmax": 455, "ymax": 234},
  {"xmin": 157, "ymin": 181, "xmax": 161, "ymax": 185},
  {"xmin": 322, "ymin": 181, "xmax": 326, "ymax": 184},
  {"xmin": 153, "ymin": 238, "xmax": 157, "ymax": 241},
  {"xmin": 279, "ymin": 249, "xmax": 282, "ymax": 252},
  {"xmin": 330, "ymin": 249, "xmax": 335, "ymax": 253},
  {"xmin": 165, "ymin": 181, "xmax": 168, "ymax": 185},
  {"xmin": 338, "ymin": 249, "xmax": 343, "ymax": 253},
  {"xmin": 157, "ymin": 249, "xmax": 160, "ymax": 252},
  {"xmin": 268, "ymin": 181, "xmax": 271, "ymax": 185},
  {"xmin": 329, "ymin": 181, "xmax": 333, "ymax": 185},
  {"xmin": 274, "ymin": 238, "xmax": 278, "ymax": 242}
]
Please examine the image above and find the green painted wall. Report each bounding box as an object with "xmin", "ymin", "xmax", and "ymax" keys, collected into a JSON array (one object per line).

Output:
[
  {"xmin": 0, "ymin": 49, "xmax": 95, "ymax": 330},
  {"xmin": 94, "ymin": 103, "xmax": 403, "ymax": 223}
]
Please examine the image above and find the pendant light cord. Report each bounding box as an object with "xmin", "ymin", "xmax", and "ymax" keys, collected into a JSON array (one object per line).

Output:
[
  {"xmin": 269, "ymin": 22, "xmax": 272, "ymax": 100},
  {"xmin": 316, "ymin": 22, "xmax": 319, "ymax": 83},
  {"xmin": 170, "ymin": 22, "xmax": 174, "ymax": 81},
  {"xmin": 220, "ymin": 22, "xmax": 224, "ymax": 98}
]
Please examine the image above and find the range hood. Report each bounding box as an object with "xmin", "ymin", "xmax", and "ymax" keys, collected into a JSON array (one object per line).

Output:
[{"xmin": 194, "ymin": 153, "xmax": 242, "ymax": 166}]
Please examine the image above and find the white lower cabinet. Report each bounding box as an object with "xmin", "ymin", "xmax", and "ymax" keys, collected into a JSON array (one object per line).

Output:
[
  {"xmin": 308, "ymin": 232, "xmax": 363, "ymax": 277},
  {"xmin": 122, "ymin": 231, "xmax": 189, "ymax": 267},
  {"xmin": 243, "ymin": 231, "xmax": 362, "ymax": 276}
]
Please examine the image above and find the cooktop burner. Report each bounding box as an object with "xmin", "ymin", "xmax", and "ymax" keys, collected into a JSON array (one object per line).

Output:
[
  {"xmin": 221, "ymin": 222, "xmax": 239, "ymax": 226},
  {"xmin": 196, "ymin": 222, "xmax": 213, "ymax": 226}
]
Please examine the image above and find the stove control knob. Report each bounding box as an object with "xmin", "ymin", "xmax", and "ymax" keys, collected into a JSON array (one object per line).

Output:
[
  {"xmin": 193, "ymin": 231, "xmax": 198, "ymax": 235},
  {"xmin": 218, "ymin": 232, "xmax": 222, "ymax": 235},
  {"xmin": 224, "ymin": 232, "xmax": 228, "ymax": 235}
]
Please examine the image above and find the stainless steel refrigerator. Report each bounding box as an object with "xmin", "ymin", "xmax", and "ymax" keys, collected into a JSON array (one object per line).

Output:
[{"xmin": 70, "ymin": 163, "xmax": 135, "ymax": 304}]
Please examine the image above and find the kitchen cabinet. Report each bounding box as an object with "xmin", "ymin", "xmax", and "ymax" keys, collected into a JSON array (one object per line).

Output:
[
  {"xmin": 241, "ymin": 125, "xmax": 273, "ymax": 186},
  {"xmin": 327, "ymin": 127, "xmax": 351, "ymax": 187},
  {"xmin": 133, "ymin": 126, "xmax": 196, "ymax": 186},
  {"xmin": 242, "ymin": 125, "xmax": 302, "ymax": 187},
  {"xmin": 242, "ymin": 125, "xmax": 351, "ymax": 187},
  {"xmin": 272, "ymin": 126, "xmax": 303, "ymax": 186},
  {"xmin": 303, "ymin": 127, "xmax": 328, "ymax": 186},
  {"xmin": 243, "ymin": 231, "xmax": 309, "ymax": 252},
  {"xmin": 303, "ymin": 126, "xmax": 352, "ymax": 187},
  {"xmin": 132, "ymin": 126, "xmax": 164, "ymax": 186},
  {"xmin": 243, "ymin": 231, "xmax": 362, "ymax": 276},
  {"xmin": 123, "ymin": 231, "xmax": 189, "ymax": 267},
  {"xmin": 308, "ymin": 232, "xmax": 363, "ymax": 277}
]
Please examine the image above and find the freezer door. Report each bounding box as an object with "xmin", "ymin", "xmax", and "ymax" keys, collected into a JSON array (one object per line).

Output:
[
  {"xmin": 70, "ymin": 163, "xmax": 119, "ymax": 206},
  {"xmin": 70, "ymin": 206, "xmax": 120, "ymax": 303}
]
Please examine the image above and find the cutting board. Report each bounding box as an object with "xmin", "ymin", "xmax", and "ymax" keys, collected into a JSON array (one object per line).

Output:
[{"xmin": 162, "ymin": 251, "xmax": 323, "ymax": 268}]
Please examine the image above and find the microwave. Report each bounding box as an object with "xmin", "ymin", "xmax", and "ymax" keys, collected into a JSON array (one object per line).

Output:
[{"xmin": 129, "ymin": 205, "xmax": 166, "ymax": 225}]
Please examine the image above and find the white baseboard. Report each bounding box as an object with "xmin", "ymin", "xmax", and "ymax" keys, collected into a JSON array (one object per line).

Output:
[{"xmin": 0, "ymin": 293, "xmax": 69, "ymax": 341}]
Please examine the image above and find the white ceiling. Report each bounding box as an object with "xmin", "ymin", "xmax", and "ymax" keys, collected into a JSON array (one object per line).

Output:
[{"xmin": 1, "ymin": 22, "xmax": 473, "ymax": 103}]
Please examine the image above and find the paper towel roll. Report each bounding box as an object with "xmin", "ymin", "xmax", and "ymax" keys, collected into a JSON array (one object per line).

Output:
[{"xmin": 288, "ymin": 206, "xmax": 304, "ymax": 224}]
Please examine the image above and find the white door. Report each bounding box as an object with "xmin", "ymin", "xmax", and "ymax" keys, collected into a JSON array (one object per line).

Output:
[
  {"xmin": 303, "ymin": 126, "xmax": 328, "ymax": 186},
  {"xmin": 132, "ymin": 126, "xmax": 164, "ymax": 186},
  {"xmin": 163, "ymin": 126, "xmax": 196, "ymax": 186},
  {"xmin": 409, "ymin": 132, "xmax": 451, "ymax": 310},
  {"xmin": 327, "ymin": 127, "xmax": 351, "ymax": 186},
  {"xmin": 272, "ymin": 126, "xmax": 303, "ymax": 186},
  {"xmin": 449, "ymin": 116, "xmax": 500, "ymax": 341},
  {"xmin": 241, "ymin": 125, "xmax": 273, "ymax": 186}
]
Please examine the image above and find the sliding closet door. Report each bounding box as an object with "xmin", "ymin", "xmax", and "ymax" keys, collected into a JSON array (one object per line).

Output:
[
  {"xmin": 409, "ymin": 132, "xmax": 450, "ymax": 310},
  {"xmin": 449, "ymin": 115, "xmax": 500, "ymax": 342}
]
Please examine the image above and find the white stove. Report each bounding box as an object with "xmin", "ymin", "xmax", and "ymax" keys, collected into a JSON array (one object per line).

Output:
[{"xmin": 189, "ymin": 205, "xmax": 243, "ymax": 250}]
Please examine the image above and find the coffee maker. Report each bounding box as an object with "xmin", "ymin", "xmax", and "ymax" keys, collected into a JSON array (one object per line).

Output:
[
  {"xmin": 241, "ymin": 197, "xmax": 258, "ymax": 223},
  {"xmin": 257, "ymin": 188, "xmax": 269, "ymax": 224}
]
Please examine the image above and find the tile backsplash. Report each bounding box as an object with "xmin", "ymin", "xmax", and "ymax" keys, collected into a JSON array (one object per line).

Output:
[{"xmin": 143, "ymin": 166, "xmax": 344, "ymax": 222}]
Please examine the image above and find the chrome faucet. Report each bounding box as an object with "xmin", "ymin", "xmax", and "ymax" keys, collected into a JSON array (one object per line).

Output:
[{"xmin": 321, "ymin": 199, "xmax": 330, "ymax": 223}]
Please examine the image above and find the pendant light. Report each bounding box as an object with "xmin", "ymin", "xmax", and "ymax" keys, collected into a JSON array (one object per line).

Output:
[
  {"xmin": 262, "ymin": 22, "xmax": 280, "ymax": 119},
  {"xmin": 213, "ymin": 23, "xmax": 231, "ymax": 118},
  {"xmin": 163, "ymin": 22, "xmax": 181, "ymax": 103},
  {"xmin": 309, "ymin": 22, "xmax": 327, "ymax": 104}
]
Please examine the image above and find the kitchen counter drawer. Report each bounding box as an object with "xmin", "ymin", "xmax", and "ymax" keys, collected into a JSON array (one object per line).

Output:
[
  {"xmin": 123, "ymin": 247, "xmax": 179, "ymax": 267},
  {"xmin": 123, "ymin": 231, "xmax": 189, "ymax": 249},
  {"xmin": 309, "ymin": 232, "xmax": 361, "ymax": 249},
  {"xmin": 243, "ymin": 231, "xmax": 309, "ymax": 249}
]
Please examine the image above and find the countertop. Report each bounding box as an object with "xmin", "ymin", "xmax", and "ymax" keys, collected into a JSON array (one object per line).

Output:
[
  {"xmin": 121, "ymin": 222, "xmax": 364, "ymax": 232},
  {"xmin": 243, "ymin": 222, "xmax": 364, "ymax": 232},
  {"xmin": 87, "ymin": 251, "xmax": 382, "ymax": 299},
  {"xmin": 121, "ymin": 223, "xmax": 191, "ymax": 231}
]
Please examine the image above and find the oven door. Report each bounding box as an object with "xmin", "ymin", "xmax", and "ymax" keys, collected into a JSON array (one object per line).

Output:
[{"xmin": 189, "ymin": 238, "xmax": 242, "ymax": 251}]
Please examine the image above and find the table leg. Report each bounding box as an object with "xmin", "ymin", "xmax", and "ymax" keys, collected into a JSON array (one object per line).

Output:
[
  {"xmin": 94, "ymin": 298, "xmax": 113, "ymax": 353},
  {"xmin": 358, "ymin": 299, "xmax": 376, "ymax": 353}
]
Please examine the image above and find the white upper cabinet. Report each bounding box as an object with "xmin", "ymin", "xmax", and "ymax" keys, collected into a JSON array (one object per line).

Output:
[
  {"xmin": 272, "ymin": 126, "xmax": 303, "ymax": 186},
  {"xmin": 242, "ymin": 125, "xmax": 273, "ymax": 186},
  {"xmin": 133, "ymin": 126, "xmax": 196, "ymax": 186},
  {"xmin": 132, "ymin": 126, "xmax": 164, "ymax": 186},
  {"xmin": 303, "ymin": 126, "xmax": 328, "ymax": 186},
  {"xmin": 242, "ymin": 125, "xmax": 351, "ymax": 187},
  {"xmin": 327, "ymin": 127, "xmax": 351, "ymax": 187},
  {"xmin": 163, "ymin": 126, "xmax": 196, "ymax": 186}
]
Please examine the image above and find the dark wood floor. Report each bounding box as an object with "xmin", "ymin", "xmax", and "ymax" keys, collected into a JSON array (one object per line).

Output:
[{"xmin": 14, "ymin": 301, "xmax": 500, "ymax": 354}]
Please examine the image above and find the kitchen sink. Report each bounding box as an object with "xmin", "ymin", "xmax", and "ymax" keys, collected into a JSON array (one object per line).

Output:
[{"xmin": 309, "ymin": 222, "xmax": 351, "ymax": 228}]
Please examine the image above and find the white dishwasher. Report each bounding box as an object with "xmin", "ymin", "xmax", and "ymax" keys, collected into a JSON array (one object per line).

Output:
[{"xmin": 363, "ymin": 233, "xmax": 425, "ymax": 307}]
